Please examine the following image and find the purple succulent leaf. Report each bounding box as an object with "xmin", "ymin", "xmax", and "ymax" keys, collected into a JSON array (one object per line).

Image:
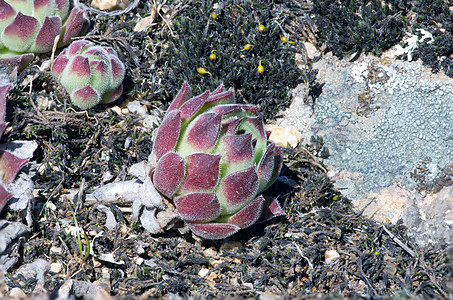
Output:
[
  {"xmin": 0, "ymin": 123, "xmax": 7, "ymax": 140},
  {"xmin": 0, "ymin": 183, "xmax": 13, "ymax": 213},
  {"xmin": 256, "ymin": 143, "xmax": 283, "ymax": 193},
  {"xmin": 3, "ymin": 12, "xmax": 39, "ymax": 52},
  {"xmin": 210, "ymin": 104, "xmax": 259, "ymax": 116},
  {"xmin": 238, "ymin": 115, "xmax": 267, "ymax": 164},
  {"xmin": 153, "ymin": 151, "xmax": 185, "ymax": 198},
  {"xmin": 55, "ymin": 0, "xmax": 69, "ymax": 18},
  {"xmin": 89, "ymin": 60, "xmax": 109, "ymax": 94},
  {"xmin": 177, "ymin": 112, "xmax": 222, "ymax": 156},
  {"xmin": 0, "ymin": 150, "xmax": 28, "ymax": 185},
  {"xmin": 216, "ymin": 165, "xmax": 259, "ymax": 215},
  {"xmin": 60, "ymin": 7, "xmax": 85, "ymax": 46},
  {"xmin": 216, "ymin": 133, "xmax": 254, "ymax": 176},
  {"xmin": 221, "ymin": 117, "xmax": 242, "ymax": 135},
  {"xmin": 32, "ymin": 0, "xmax": 54, "ymax": 21},
  {"xmin": 70, "ymin": 85, "xmax": 100, "ymax": 110},
  {"xmin": 256, "ymin": 197, "xmax": 285, "ymax": 223},
  {"xmin": 67, "ymin": 39, "xmax": 91, "ymax": 56},
  {"xmin": 30, "ymin": 16, "xmax": 61, "ymax": 53},
  {"xmin": 174, "ymin": 192, "xmax": 220, "ymax": 222},
  {"xmin": 179, "ymin": 90, "xmax": 209, "ymax": 120},
  {"xmin": 205, "ymin": 89, "xmax": 235, "ymax": 106},
  {"xmin": 110, "ymin": 55, "xmax": 125, "ymax": 88},
  {"xmin": 0, "ymin": 84, "xmax": 11, "ymax": 123},
  {"xmin": 208, "ymin": 84, "xmax": 224, "ymax": 97},
  {"xmin": 227, "ymin": 195, "xmax": 265, "ymax": 229},
  {"xmin": 84, "ymin": 46, "xmax": 109, "ymax": 59},
  {"xmin": 187, "ymin": 222, "xmax": 240, "ymax": 240},
  {"xmin": 59, "ymin": 55, "xmax": 91, "ymax": 93},
  {"xmin": 179, "ymin": 153, "xmax": 221, "ymax": 194},
  {"xmin": 0, "ymin": 0, "xmax": 16, "ymax": 31},
  {"xmin": 165, "ymin": 81, "xmax": 192, "ymax": 116},
  {"xmin": 50, "ymin": 52, "xmax": 68, "ymax": 76},
  {"xmin": 100, "ymin": 84, "xmax": 122, "ymax": 104},
  {"xmin": 152, "ymin": 109, "xmax": 181, "ymax": 160},
  {"xmin": 0, "ymin": 53, "xmax": 34, "ymax": 72}
]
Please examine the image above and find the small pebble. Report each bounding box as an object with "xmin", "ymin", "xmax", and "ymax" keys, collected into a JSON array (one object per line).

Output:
[
  {"xmin": 198, "ymin": 268, "xmax": 210, "ymax": 278},
  {"xmin": 50, "ymin": 262, "xmax": 63, "ymax": 273},
  {"xmin": 9, "ymin": 287, "xmax": 27, "ymax": 298},
  {"xmin": 325, "ymin": 250, "xmax": 340, "ymax": 264}
]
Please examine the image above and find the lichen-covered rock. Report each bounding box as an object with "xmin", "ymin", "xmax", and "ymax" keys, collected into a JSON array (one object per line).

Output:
[{"xmin": 51, "ymin": 40, "xmax": 125, "ymax": 110}]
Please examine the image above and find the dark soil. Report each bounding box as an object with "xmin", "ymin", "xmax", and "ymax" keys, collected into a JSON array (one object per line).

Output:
[{"xmin": 1, "ymin": 0, "xmax": 452, "ymax": 298}]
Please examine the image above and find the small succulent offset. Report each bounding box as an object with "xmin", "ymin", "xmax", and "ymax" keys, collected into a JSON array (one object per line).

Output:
[
  {"xmin": 0, "ymin": 85, "xmax": 28, "ymax": 213},
  {"xmin": 51, "ymin": 40, "xmax": 125, "ymax": 110},
  {"xmin": 151, "ymin": 83, "xmax": 285, "ymax": 240},
  {"xmin": 0, "ymin": 0, "xmax": 86, "ymax": 66}
]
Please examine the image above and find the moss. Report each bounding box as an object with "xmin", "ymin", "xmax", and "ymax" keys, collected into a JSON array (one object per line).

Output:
[
  {"xmin": 156, "ymin": 0, "xmax": 308, "ymax": 120},
  {"xmin": 312, "ymin": 0, "xmax": 409, "ymax": 58},
  {"xmin": 411, "ymin": 0, "xmax": 453, "ymax": 77}
]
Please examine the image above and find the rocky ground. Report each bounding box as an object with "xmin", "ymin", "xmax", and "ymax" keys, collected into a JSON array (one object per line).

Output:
[{"xmin": 0, "ymin": 0, "xmax": 452, "ymax": 299}]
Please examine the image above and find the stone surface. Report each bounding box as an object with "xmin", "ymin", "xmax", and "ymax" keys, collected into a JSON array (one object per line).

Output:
[{"xmin": 279, "ymin": 53, "xmax": 453, "ymax": 247}]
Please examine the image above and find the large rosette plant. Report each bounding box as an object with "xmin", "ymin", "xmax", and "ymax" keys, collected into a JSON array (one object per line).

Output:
[
  {"xmin": 150, "ymin": 82, "xmax": 285, "ymax": 239},
  {"xmin": 0, "ymin": 0, "xmax": 86, "ymax": 69}
]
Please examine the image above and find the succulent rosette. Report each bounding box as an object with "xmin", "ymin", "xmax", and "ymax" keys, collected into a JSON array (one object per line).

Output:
[
  {"xmin": 51, "ymin": 40, "xmax": 126, "ymax": 110},
  {"xmin": 151, "ymin": 83, "xmax": 285, "ymax": 239},
  {"xmin": 0, "ymin": 0, "xmax": 86, "ymax": 67},
  {"xmin": 0, "ymin": 85, "xmax": 28, "ymax": 212}
]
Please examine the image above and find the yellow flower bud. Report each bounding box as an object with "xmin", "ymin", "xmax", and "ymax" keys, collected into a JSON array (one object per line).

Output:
[
  {"xmin": 257, "ymin": 60, "xmax": 264, "ymax": 74},
  {"xmin": 197, "ymin": 67, "xmax": 211, "ymax": 76},
  {"xmin": 209, "ymin": 50, "xmax": 217, "ymax": 61},
  {"xmin": 240, "ymin": 44, "xmax": 252, "ymax": 52},
  {"xmin": 281, "ymin": 36, "xmax": 295, "ymax": 43},
  {"xmin": 258, "ymin": 23, "xmax": 265, "ymax": 33},
  {"xmin": 212, "ymin": 12, "xmax": 218, "ymax": 20}
]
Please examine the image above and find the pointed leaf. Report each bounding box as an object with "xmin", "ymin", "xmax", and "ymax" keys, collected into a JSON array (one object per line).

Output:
[
  {"xmin": 256, "ymin": 197, "xmax": 285, "ymax": 223},
  {"xmin": 2, "ymin": 12, "xmax": 39, "ymax": 52},
  {"xmin": 174, "ymin": 192, "xmax": 220, "ymax": 222},
  {"xmin": 0, "ymin": 183, "xmax": 13, "ymax": 213},
  {"xmin": 238, "ymin": 115, "xmax": 266, "ymax": 164},
  {"xmin": 55, "ymin": 0, "xmax": 69, "ymax": 19},
  {"xmin": 110, "ymin": 55, "xmax": 125, "ymax": 88},
  {"xmin": 33, "ymin": 0, "xmax": 55, "ymax": 22},
  {"xmin": 216, "ymin": 166, "xmax": 259, "ymax": 215},
  {"xmin": 100, "ymin": 84, "xmax": 122, "ymax": 104},
  {"xmin": 179, "ymin": 90, "xmax": 209, "ymax": 120},
  {"xmin": 60, "ymin": 8, "xmax": 85, "ymax": 46},
  {"xmin": 166, "ymin": 81, "xmax": 192, "ymax": 116},
  {"xmin": 227, "ymin": 195, "xmax": 265, "ymax": 228},
  {"xmin": 177, "ymin": 112, "xmax": 222, "ymax": 156},
  {"xmin": 208, "ymin": 84, "xmax": 224, "ymax": 97},
  {"xmin": 187, "ymin": 222, "xmax": 240, "ymax": 240},
  {"xmin": 89, "ymin": 60, "xmax": 110, "ymax": 94},
  {"xmin": 0, "ymin": 150, "xmax": 28, "ymax": 184},
  {"xmin": 67, "ymin": 39, "xmax": 91, "ymax": 56},
  {"xmin": 59, "ymin": 55, "xmax": 90, "ymax": 93},
  {"xmin": 179, "ymin": 153, "xmax": 220, "ymax": 194},
  {"xmin": 0, "ymin": 84, "xmax": 11, "ymax": 123},
  {"xmin": 70, "ymin": 85, "xmax": 100, "ymax": 109},
  {"xmin": 216, "ymin": 133, "xmax": 254, "ymax": 177},
  {"xmin": 256, "ymin": 143, "xmax": 283, "ymax": 193},
  {"xmin": 205, "ymin": 89, "xmax": 235, "ymax": 106},
  {"xmin": 152, "ymin": 109, "xmax": 181, "ymax": 160},
  {"xmin": 31, "ymin": 16, "xmax": 61, "ymax": 53},
  {"xmin": 153, "ymin": 151, "xmax": 185, "ymax": 198},
  {"xmin": 50, "ymin": 52, "xmax": 68, "ymax": 76},
  {"xmin": 0, "ymin": 0, "xmax": 16, "ymax": 33}
]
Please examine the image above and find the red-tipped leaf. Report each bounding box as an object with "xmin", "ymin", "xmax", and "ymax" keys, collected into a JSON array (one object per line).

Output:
[
  {"xmin": 179, "ymin": 153, "xmax": 220, "ymax": 194},
  {"xmin": 152, "ymin": 109, "xmax": 181, "ymax": 160},
  {"xmin": 174, "ymin": 193, "xmax": 220, "ymax": 222},
  {"xmin": 153, "ymin": 152, "xmax": 185, "ymax": 199},
  {"xmin": 187, "ymin": 222, "xmax": 240, "ymax": 240}
]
